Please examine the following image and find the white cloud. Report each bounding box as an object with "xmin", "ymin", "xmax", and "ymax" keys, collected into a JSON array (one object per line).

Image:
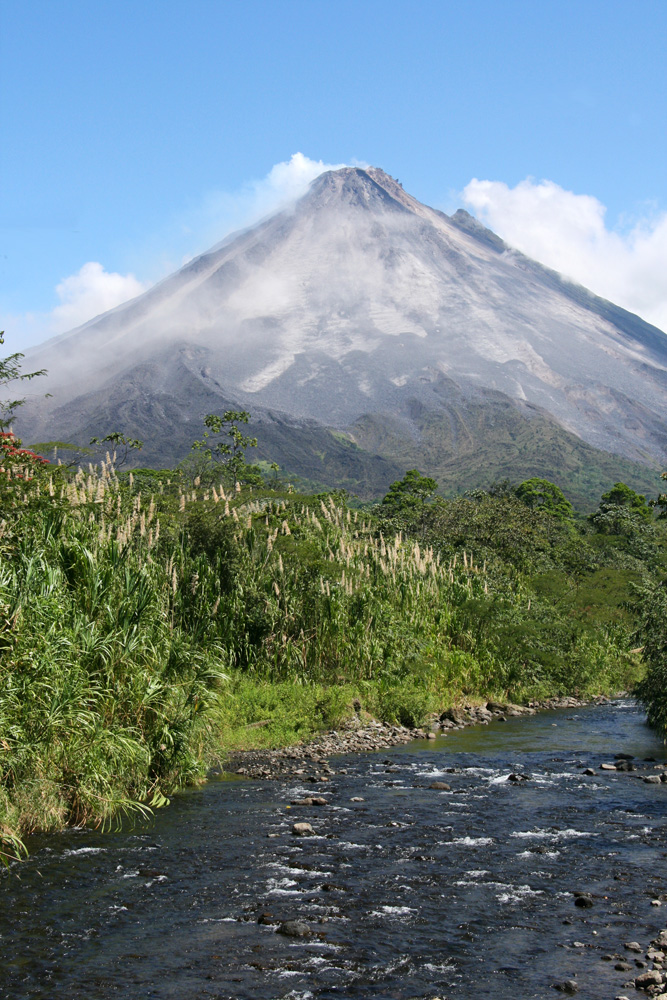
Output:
[
  {"xmin": 6, "ymin": 153, "xmax": 345, "ymax": 352},
  {"xmin": 4, "ymin": 263, "xmax": 148, "ymax": 352},
  {"xmin": 52, "ymin": 262, "xmax": 146, "ymax": 331},
  {"xmin": 462, "ymin": 177, "xmax": 667, "ymax": 333}
]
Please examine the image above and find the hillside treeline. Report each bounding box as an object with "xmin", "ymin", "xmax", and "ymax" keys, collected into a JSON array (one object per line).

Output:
[{"xmin": 1, "ymin": 429, "xmax": 666, "ymax": 862}]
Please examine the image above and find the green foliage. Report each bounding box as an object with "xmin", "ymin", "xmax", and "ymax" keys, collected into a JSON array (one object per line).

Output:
[
  {"xmin": 632, "ymin": 582, "xmax": 667, "ymax": 738},
  {"xmin": 89, "ymin": 431, "xmax": 143, "ymax": 468},
  {"xmin": 191, "ymin": 411, "xmax": 258, "ymax": 485},
  {"xmin": 589, "ymin": 481, "xmax": 652, "ymax": 536},
  {"xmin": 380, "ymin": 469, "xmax": 438, "ymax": 532},
  {"xmin": 651, "ymin": 470, "xmax": 667, "ymax": 519},
  {"xmin": 515, "ymin": 478, "xmax": 575, "ymax": 520},
  {"xmin": 0, "ymin": 331, "xmax": 47, "ymax": 430},
  {"xmin": 0, "ymin": 440, "xmax": 659, "ymax": 861}
]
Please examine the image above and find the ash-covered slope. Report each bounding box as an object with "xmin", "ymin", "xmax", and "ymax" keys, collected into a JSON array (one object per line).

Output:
[{"xmin": 18, "ymin": 166, "xmax": 667, "ymax": 486}]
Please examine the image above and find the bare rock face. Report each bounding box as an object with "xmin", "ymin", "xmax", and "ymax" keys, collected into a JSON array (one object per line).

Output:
[{"xmin": 17, "ymin": 166, "xmax": 667, "ymax": 486}]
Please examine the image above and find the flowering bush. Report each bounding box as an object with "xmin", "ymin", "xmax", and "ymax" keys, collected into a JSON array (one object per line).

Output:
[{"xmin": 0, "ymin": 431, "xmax": 49, "ymax": 479}]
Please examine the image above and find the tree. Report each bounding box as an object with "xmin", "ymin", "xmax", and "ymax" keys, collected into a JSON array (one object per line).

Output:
[
  {"xmin": 651, "ymin": 471, "xmax": 667, "ymax": 520},
  {"xmin": 380, "ymin": 469, "xmax": 438, "ymax": 532},
  {"xmin": 0, "ymin": 331, "xmax": 47, "ymax": 430},
  {"xmin": 589, "ymin": 481, "xmax": 652, "ymax": 535},
  {"xmin": 632, "ymin": 581, "xmax": 667, "ymax": 738},
  {"xmin": 89, "ymin": 431, "xmax": 143, "ymax": 468},
  {"xmin": 514, "ymin": 478, "xmax": 574, "ymax": 520},
  {"xmin": 191, "ymin": 411, "xmax": 258, "ymax": 485}
]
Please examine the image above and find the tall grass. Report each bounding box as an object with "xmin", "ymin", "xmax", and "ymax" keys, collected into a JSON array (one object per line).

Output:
[{"xmin": 0, "ymin": 460, "xmax": 642, "ymax": 860}]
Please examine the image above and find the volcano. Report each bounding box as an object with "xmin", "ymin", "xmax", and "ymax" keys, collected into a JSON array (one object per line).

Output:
[{"xmin": 17, "ymin": 167, "xmax": 667, "ymax": 502}]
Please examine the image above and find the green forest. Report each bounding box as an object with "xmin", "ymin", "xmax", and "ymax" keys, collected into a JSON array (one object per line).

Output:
[{"xmin": 2, "ymin": 341, "xmax": 667, "ymax": 865}]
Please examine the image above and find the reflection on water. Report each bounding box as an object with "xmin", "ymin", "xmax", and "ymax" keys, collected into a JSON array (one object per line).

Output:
[{"xmin": 1, "ymin": 701, "xmax": 666, "ymax": 999}]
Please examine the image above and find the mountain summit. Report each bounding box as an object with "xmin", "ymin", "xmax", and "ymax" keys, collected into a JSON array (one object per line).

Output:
[{"xmin": 18, "ymin": 166, "xmax": 667, "ymax": 498}]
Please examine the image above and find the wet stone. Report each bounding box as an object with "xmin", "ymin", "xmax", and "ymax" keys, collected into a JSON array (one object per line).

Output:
[
  {"xmin": 635, "ymin": 970, "xmax": 664, "ymax": 989},
  {"xmin": 429, "ymin": 781, "xmax": 451, "ymax": 791},
  {"xmin": 277, "ymin": 920, "xmax": 311, "ymax": 938}
]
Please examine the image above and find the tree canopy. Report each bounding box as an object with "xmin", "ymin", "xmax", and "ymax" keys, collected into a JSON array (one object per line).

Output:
[{"xmin": 514, "ymin": 477, "xmax": 574, "ymax": 520}]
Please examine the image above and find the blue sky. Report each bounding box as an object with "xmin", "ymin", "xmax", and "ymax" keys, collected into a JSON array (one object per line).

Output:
[{"xmin": 2, "ymin": 0, "xmax": 667, "ymax": 350}]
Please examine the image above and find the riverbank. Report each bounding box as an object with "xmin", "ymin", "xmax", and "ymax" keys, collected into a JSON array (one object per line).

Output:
[{"xmin": 221, "ymin": 694, "xmax": 609, "ymax": 780}]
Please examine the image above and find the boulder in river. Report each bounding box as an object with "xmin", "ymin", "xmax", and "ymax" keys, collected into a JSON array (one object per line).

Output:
[
  {"xmin": 634, "ymin": 969, "xmax": 664, "ymax": 990},
  {"xmin": 573, "ymin": 892, "xmax": 594, "ymax": 908},
  {"xmin": 429, "ymin": 781, "xmax": 451, "ymax": 791},
  {"xmin": 292, "ymin": 822, "xmax": 315, "ymax": 836},
  {"xmin": 277, "ymin": 919, "xmax": 312, "ymax": 938}
]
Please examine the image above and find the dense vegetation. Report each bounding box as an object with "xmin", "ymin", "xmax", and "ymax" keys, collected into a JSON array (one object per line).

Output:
[{"xmin": 1, "ymin": 341, "xmax": 666, "ymax": 863}]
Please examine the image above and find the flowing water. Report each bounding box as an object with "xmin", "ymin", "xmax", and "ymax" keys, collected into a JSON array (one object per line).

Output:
[{"xmin": 2, "ymin": 700, "xmax": 667, "ymax": 1000}]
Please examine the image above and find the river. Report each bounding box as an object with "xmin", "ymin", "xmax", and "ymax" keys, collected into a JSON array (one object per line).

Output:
[{"xmin": 2, "ymin": 699, "xmax": 666, "ymax": 999}]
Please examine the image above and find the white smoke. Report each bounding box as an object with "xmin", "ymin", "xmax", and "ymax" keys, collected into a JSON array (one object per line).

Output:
[
  {"xmin": 463, "ymin": 177, "xmax": 667, "ymax": 333},
  {"xmin": 178, "ymin": 152, "xmax": 349, "ymax": 260},
  {"xmin": 5, "ymin": 154, "xmax": 347, "ymax": 351}
]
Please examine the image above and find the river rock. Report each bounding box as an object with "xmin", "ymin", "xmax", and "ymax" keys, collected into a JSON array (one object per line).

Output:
[
  {"xmin": 350, "ymin": 796, "xmax": 364, "ymax": 802},
  {"xmin": 441, "ymin": 707, "xmax": 467, "ymax": 725},
  {"xmin": 625, "ymin": 942, "xmax": 643, "ymax": 953},
  {"xmin": 292, "ymin": 822, "xmax": 315, "ymax": 836},
  {"xmin": 656, "ymin": 931, "xmax": 667, "ymax": 947},
  {"xmin": 635, "ymin": 970, "xmax": 664, "ymax": 989},
  {"xmin": 600, "ymin": 763, "xmax": 617, "ymax": 770},
  {"xmin": 277, "ymin": 919, "xmax": 311, "ymax": 938},
  {"xmin": 583, "ymin": 768, "xmax": 596, "ymax": 776},
  {"xmin": 644, "ymin": 775, "xmax": 662, "ymax": 784},
  {"xmin": 429, "ymin": 781, "xmax": 451, "ymax": 790},
  {"xmin": 615, "ymin": 760, "xmax": 635, "ymax": 772},
  {"xmin": 615, "ymin": 962, "xmax": 633, "ymax": 971},
  {"xmin": 573, "ymin": 892, "xmax": 594, "ymax": 908},
  {"xmin": 615, "ymin": 753, "xmax": 635, "ymax": 760},
  {"xmin": 552, "ymin": 980, "xmax": 578, "ymax": 993}
]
